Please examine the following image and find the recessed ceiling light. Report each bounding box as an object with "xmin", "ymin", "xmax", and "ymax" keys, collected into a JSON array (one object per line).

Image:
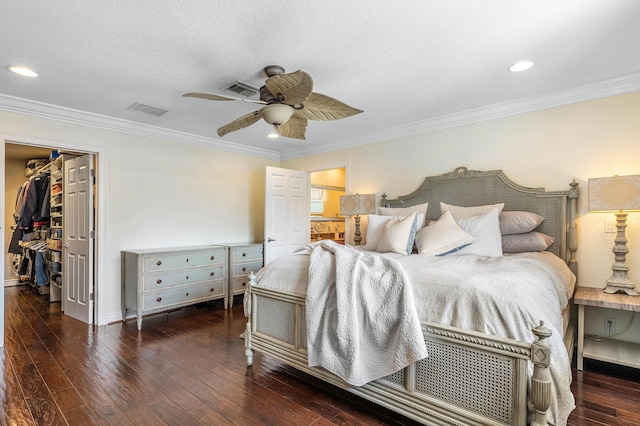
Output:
[
  {"xmin": 7, "ymin": 65, "xmax": 39, "ymax": 77},
  {"xmin": 508, "ymin": 61, "xmax": 534, "ymax": 73},
  {"xmin": 266, "ymin": 133, "xmax": 279, "ymax": 139}
]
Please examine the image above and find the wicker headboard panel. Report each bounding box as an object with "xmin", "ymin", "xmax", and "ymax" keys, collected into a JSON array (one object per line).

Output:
[{"xmin": 381, "ymin": 167, "xmax": 579, "ymax": 271}]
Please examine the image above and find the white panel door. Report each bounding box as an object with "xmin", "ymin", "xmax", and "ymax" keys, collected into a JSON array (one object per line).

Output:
[
  {"xmin": 264, "ymin": 166, "xmax": 309, "ymax": 265},
  {"xmin": 63, "ymin": 154, "xmax": 94, "ymax": 324}
]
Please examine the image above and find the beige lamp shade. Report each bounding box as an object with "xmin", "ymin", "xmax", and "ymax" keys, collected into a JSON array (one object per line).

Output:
[
  {"xmin": 589, "ymin": 174, "xmax": 640, "ymax": 212},
  {"xmin": 340, "ymin": 194, "xmax": 376, "ymax": 216}
]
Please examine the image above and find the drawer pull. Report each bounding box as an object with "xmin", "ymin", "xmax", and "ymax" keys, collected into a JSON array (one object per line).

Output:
[
  {"xmin": 186, "ymin": 292, "xmax": 189, "ymax": 296},
  {"xmin": 242, "ymin": 252, "xmax": 247, "ymax": 257},
  {"xmin": 242, "ymin": 282, "xmax": 246, "ymax": 287},
  {"xmin": 210, "ymin": 288, "xmax": 215, "ymax": 292},
  {"xmin": 156, "ymin": 279, "xmax": 162, "ymax": 284},
  {"xmin": 157, "ymin": 261, "xmax": 162, "ymax": 266},
  {"xmin": 186, "ymin": 258, "xmax": 189, "ymax": 263},
  {"xmin": 156, "ymin": 297, "xmax": 162, "ymax": 302},
  {"xmin": 210, "ymin": 272, "xmax": 215, "ymax": 276},
  {"xmin": 242, "ymin": 267, "xmax": 246, "ymax": 272},
  {"xmin": 210, "ymin": 256, "xmax": 215, "ymax": 260}
]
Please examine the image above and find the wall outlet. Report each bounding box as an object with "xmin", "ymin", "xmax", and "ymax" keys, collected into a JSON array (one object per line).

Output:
[
  {"xmin": 604, "ymin": 219, "xmax": 616, "ymax": 233},
  {"xmin": 604, "ymin": 317, "xmax": 616, "ymax": 334}
]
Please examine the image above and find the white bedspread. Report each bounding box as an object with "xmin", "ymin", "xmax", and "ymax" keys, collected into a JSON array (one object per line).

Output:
[
  {"xmin": 298, "ymin": 241, "xmax": 428, "ymax": 386},
  {"xmin": 253, "ymin": 248, "xmax": 576, "ymax": 425}
]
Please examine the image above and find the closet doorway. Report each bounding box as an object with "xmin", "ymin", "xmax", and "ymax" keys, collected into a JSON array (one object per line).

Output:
[
  {"xmin": 3, "ymin": 142, "xmax": 97, "ymax": 325},
  {"xmin": 306, "ymin": 161, "xmax": 349, "ymax": 245}
]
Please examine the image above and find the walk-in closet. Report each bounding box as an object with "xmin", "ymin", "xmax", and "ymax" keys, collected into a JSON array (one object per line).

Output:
[{"xmin": 4, "ymin": 142, "xmax": 96, "ymax": 323}]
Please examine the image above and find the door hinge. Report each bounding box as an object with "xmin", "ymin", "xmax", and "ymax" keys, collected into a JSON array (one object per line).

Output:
[
  {"xmin": 89, "ymin": 293, "xmax": 94, "ymax": 301},
  {"xmin": 90, "ymin": 168, "xmax": 95, "ymax": 177},
  {"xmin": 90, "ymin": 230, "xmax": 95, "ymax": 239}
]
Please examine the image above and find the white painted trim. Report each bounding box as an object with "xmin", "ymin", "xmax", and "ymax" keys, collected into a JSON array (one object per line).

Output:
[
  {"xmin": 280, "ymin": 71, "xmax": 640, "ymax": 160},
  {"xmin": 1, "ymin": 132, "xmax": 110, "ymax": 326},
  {"xmin": 0, "ymin": 94, "xmax": 281, "ymax": 161},
  {"xmin": 4, "ymin": 279, "xmax": 20, "ymax": 287}
]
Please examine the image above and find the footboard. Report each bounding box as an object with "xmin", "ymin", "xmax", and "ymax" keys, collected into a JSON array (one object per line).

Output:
[{"xmin": 245, "ymin": 276, "xmax": 553, "ymax": 426}]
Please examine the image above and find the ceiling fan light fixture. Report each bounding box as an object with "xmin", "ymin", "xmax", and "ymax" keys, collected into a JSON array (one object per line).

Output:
[
  {"xmin": 261, "ymin": 104, "xmax": 294, "ymax": 126},
  {"xmin": 266, "ymin": 133, "xmax": 279, "ymax": 139}
]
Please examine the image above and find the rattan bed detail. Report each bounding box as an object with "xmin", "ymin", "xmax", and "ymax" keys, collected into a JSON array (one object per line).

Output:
[
  {"xmin": 255, "ymin": 297, "xmax": 296, "ymax": 345},
  {"xmin": 417, "ymin": 340, "xmax": 515, "ymax": 424}
]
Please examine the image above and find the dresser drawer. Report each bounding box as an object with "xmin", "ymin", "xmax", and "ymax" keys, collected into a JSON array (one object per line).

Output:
[
  {"xmin": 231, "ymin": 245, "xmax": 263, "ymax": 262},
  {"xmin": 231, "ymin": 276, "xmax": 251, "ymax": 293},
  {"xmin": 143, "ymin": 248, "xmax": 224, "ymax": 272},
  {"xmin": 143, "ymin": 266, "xmax": 224, "ymax": 291},
  {"xmin": 143, "ymin": 282, "xmax": 224, "ymax": 311},
  {"xmin": 232, "ymin": 260, "xmax": 263, "ymax": 278}
]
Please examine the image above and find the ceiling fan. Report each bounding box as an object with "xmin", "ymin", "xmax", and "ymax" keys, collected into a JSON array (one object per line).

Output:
[{"xmin": 183, "ymin": 65, "xmax": 363, "ymax": 140}]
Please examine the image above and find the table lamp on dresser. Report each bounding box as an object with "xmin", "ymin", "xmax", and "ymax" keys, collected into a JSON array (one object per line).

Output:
[
  {"xmin": 340, "ymin": 193, "xmax": 375, "ymax": 245},
  {"xmin": 588, "ymin": 174, "xmax": 640, "ymax": 296}
]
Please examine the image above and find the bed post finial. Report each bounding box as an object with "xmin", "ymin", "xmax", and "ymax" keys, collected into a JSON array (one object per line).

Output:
[
  {"xmin": 530, "ymin": 321, "xmax": 552, "ymax": 426},
  {"xmin": 568, "ymin": 180, "xmax": 579, "ymax": 277},
  {"xmin": 381, "ymin": 193, "xmax": 388, "ymax": 207}
]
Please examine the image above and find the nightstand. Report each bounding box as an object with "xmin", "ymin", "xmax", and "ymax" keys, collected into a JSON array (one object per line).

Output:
[{"xmin": 575, "ymin": 286, "xmax": 640, "ymax": 370}]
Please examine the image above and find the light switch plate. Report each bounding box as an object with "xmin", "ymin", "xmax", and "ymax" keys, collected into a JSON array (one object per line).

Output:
[{"xmin": 604, "ymin": 219, "xmax": 616, "ymax": 233}]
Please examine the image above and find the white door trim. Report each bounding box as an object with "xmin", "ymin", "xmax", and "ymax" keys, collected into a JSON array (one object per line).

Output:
[{"xmin": 1, "ymin": 131, "xmax": 110, "ymax": 328}]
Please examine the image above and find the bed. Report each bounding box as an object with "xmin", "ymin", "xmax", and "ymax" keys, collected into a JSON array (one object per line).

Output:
[{"xmin": 244, "ymin": 167, "xmax": 579, "ymax": 426}]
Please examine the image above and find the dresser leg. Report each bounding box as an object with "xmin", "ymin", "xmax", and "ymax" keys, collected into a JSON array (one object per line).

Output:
[
  {"xmin": 577, "ymin": 304, "xmax": 585, "ymax": 371},
  {"xmin": 137, "ymin": 316, "xmax": 142, "ymax": 331}
]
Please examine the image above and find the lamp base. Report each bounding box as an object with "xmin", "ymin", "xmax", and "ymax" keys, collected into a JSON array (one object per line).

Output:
[{"xmin": 604, "ymin": 283, "xmax": 639, "ymax": 296}]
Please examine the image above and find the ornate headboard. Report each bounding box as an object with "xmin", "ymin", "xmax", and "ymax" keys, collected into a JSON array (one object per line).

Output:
[{"xmin": 381, "ymin": 167, "xmax": 579, "ymax": 274}]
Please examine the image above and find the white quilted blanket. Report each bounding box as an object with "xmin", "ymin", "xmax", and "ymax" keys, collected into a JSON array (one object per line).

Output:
[{"xmin": 300, "ymin": 241, "xmax": 428, "ymax": 386}]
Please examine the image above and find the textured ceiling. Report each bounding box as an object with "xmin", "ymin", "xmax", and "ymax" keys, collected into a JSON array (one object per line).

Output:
[{"xmin": 2, "ymin": 1, "xmax": 640, "ymax": 160}]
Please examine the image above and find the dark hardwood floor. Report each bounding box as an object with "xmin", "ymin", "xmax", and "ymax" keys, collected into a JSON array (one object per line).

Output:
[{"xmin": 2, "ymin": 284, "xmax": 640, "ymax": 425}]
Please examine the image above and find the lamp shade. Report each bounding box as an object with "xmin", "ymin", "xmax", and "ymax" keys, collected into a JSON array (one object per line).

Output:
[
  {"xmin": 340, "ymin": 194, "xmax": 376, "ymax": 215},
  {"xmin": 589, "ymin": 174, "xmax": 640, "ymax": 212},
  {"xmin": 260, "ymin": 104, "xmax": 294, "ymax": 126}
]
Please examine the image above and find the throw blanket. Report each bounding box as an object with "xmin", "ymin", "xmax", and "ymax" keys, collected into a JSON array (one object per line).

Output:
[{"xmin": 301, "ymin": 241, "xmax": 428, "ymax": 386}]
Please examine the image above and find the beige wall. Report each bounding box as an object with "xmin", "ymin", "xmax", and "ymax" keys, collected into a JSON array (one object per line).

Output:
[
  {"xmin": 283, "ymin": 90, "xmax": 640, "ymax": 343},
  {"xmin": 2, "ymin": 109, "xmax": 277, "ymax": 324}
]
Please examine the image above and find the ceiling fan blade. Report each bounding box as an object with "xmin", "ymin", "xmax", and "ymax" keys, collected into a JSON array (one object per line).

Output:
[
  {"xmin": 217, "ymin": 110, "xmax": 262, "ymax": 137},
  {"xmin": 183, "ymin": 92, "xmax": 267, "ymax": 104},
  {"xmin": 265, "ymin": 70, "xmax": 313, "ymax": 105},
  {"xmin": 275, "ymin": 115, "xmax": 308, "ymax": 140},
  {"xmin": 296, "ymin": 92, "xmax": 363, "ymax": 121}
]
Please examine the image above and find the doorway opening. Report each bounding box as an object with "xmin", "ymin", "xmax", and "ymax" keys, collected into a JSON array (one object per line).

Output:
[
  {"xmin": 3, "ymin": 140, "xmax": 99, "ymax": 327},
  {"xmin": 306, "ymin": 161, "xmax": 350, "ymax": 245}
]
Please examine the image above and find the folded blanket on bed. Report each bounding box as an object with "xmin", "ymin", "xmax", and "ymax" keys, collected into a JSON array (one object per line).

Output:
[{"xmin": 301, "ymin": 241, "xmax": 428, "ymax": 386}]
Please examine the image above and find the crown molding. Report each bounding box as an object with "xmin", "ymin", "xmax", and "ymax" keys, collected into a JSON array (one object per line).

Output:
[
  {"xmin": 279, "ymin": 72, "xmax": 640, "ymax": 160},
  {"xmin": 3, "ymin": 71, "xmax": 640, "ymax": 163},
  {"xmin": 0, "ymin": 94, "xmax": 281, "ymax": 161}
]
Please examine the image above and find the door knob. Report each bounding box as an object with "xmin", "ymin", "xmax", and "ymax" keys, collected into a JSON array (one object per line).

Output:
[{"xmin": 267, "ymin": 237, "xmax": 276, "ymax": 242}]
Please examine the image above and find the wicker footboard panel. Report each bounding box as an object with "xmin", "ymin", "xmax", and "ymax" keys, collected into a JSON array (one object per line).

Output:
[{"xmin": 246, "ymin": 286, "xmax": 545, "ymax": 426}]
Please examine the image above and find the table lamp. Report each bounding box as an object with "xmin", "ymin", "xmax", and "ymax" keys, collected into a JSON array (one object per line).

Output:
[
  {"xmin": 589, "ymin": 174, "xmax": 640, "ymax": 296},
  {"xmin": 340, "ymin": 193, "xmax": 375, "ymax": 245}
]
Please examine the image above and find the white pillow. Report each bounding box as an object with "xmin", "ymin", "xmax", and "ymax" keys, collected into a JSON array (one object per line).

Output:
[
  {"xmin": 378, "ymin": 202, "xmax": 428, "ymax": 227},
  {"xmin": 376, "ymin": 212, "xmax": 417, "ymax": 255},
  {"xmin": 363, "ymin": 214, "xmax": 392, "ymax": 250},
  {"xmin": 415, "ymin": 211, "xmax": 477, "ymax": 256},
  {"xmin": 441, "ymin": 202, "xmax": 505, "ymax": 219},
  {"xmin": 452, "ymin": 208, "xmax": 503, "ymax": 257},
  {"xmin": 502, "ymin": 232, "xmax": 554, "ymax": 253},
  {"xmin": 499, "ymin": 211, "xmax": 544, "ymax": 235}
]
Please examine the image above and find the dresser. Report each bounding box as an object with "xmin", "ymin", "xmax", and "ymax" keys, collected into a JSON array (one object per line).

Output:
[
  {"xmin": 122, "ymin": 245, "xmax": 227, "ymax": 330},
  {"xmin": 226, "ymin": 242, "xmax": 264, "ymax": 308}
]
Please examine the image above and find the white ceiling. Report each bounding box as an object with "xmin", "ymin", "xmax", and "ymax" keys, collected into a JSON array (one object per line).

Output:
[{"xmin": 2, "ymin": 1, "xmax": 640, "ymax": 160}]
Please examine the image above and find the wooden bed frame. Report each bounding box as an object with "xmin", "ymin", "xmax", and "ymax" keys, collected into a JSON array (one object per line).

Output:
[{"xmin": 245, "ymin": 167, "xmax": 579, "ymax": 425}]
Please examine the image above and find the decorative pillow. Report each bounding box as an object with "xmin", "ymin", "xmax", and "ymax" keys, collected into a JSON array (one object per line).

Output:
[
  {"xmin": 452, "ymin": 208, "xmax": 503, "ymax": 257},
  {"xmin": 440, "ymin": 202, "xmax": 505, "ymax": 219},
  {"xmin": 502, "ymin": 232, "xmax": 554, "ymax": 253},
  {"xmin": 499, "ymin": 211, "xmax": 544, "ymax": 235},
  {"xmin": 363, "ymin": 214, "xmax": 392, "ymax": 251},
  {"xmin": 376, "ymin": 212, "xmax": 418, "ymax": 255},
  {"xmin": 378, "ymin": 202, "xmax": 428, "ymax": 227},
  {"xmin": 415, "ymin": 211, "xmax": 477, "ymax": 256}
]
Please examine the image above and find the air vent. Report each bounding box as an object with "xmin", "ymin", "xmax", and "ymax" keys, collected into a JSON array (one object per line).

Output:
[
  {"xmin": 220, "ymin": 80, "xmax": 260, "ymax": 99},
  {"xmin": 126, "ymin": 102, "xmax": 169, "ymax": 117}
]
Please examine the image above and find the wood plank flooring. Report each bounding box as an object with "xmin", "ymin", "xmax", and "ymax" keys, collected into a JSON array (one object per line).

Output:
[{"xmin": 2, "ymin": 284, "xmax": 640, "ymax": 425}]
